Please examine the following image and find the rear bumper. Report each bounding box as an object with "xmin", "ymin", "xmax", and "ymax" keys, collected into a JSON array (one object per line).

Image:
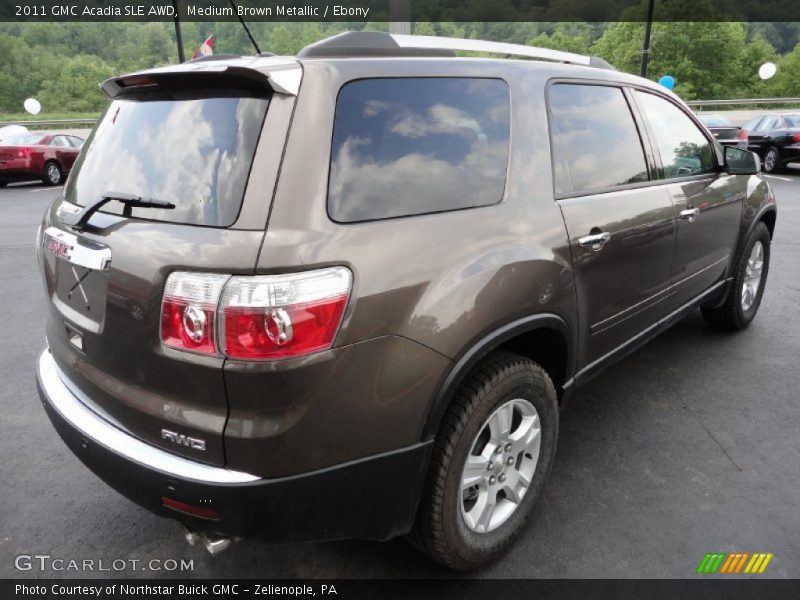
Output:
[{"xmin": 36, "ymin": 349, "xmax": 431, "ymax": 541}]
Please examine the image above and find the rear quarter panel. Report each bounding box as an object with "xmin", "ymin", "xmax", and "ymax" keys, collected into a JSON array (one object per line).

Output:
[{"xmin": 232, "ymin": 60, "xmax": 579, "ymax": 475}]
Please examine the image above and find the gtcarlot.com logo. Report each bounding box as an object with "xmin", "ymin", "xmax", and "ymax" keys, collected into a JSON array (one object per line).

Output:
[
  {"xmin": 14, "ymin": 554, "xmax": 194, "ymax": 572},
  {"xmin": 697, "ymin": 552, "xmax": 774, "ymax": 574}
]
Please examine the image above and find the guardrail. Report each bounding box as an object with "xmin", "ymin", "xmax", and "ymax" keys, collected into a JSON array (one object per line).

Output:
[
  {"xmin": 2, "ymin": 97, "xmax": 800, "ymax": 127},
  {"xmin": 0, "ymin": 118, "xmax": 97, "ymax": 129},
  {"xmin": 687, "ymin": 98, "xmax": 800, "ymax": 107}
]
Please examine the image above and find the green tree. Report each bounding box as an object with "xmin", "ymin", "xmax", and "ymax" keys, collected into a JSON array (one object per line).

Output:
[
  {"xmin": 528, "ymin": 22, "xmax": 595, "ymax": 54},
  {"xmin": 0, "ymin": 32, "xmax": 59, "ymax": 112},
  {"xmin": 38, "ymin": 54, "xmax": 113, "ymax": 113},
  {"xmin": 738, "ymin": 34, "xmax": 779, "ymax": 97},
  {"xmin": 767, "ymin": 42, "xmax": 800, "ymax": 97},
  {"xmin": 593, "ymin": 22, "xmax": 748, "ymax": 99}
]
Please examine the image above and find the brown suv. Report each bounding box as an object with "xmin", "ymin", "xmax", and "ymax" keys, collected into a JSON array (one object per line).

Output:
[{"xmin": 35, "ymin": 32, "xmax": 776, "ymax": 570}]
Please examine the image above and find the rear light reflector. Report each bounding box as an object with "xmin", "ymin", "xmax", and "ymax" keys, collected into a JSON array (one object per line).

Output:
[
  {"xmin": 161, "ymin": 272, "xmax": 229, "ymax": 355},
  {"xmin": 161, "ymin": 496, "xmax": 219, "ymax": 520},
  {"xmin": 220, "ymin": 267, "xmax": 352, "ymax": 359}
]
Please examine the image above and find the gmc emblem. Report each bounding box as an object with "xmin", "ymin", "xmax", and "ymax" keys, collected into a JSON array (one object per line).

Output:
[
  {"xmin": 161, "ymin": 428, "xmax": 207, "ymax": 451},
  {"xmin": 45, "ymin": 236, "xmax": 73, "ymax": 261}
]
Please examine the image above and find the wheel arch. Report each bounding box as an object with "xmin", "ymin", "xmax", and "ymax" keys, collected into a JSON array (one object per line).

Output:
[
  {"xmin": 759, "ymin": 207, "xmax": 777, "ymax": 239},
  {"xmin": 420, "ymin": 313, "xmax": 574, "ymax": 442}
]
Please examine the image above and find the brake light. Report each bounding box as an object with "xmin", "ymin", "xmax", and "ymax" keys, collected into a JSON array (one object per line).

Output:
[
  {"xmin": 792, "ymin": 133, "xmax": 800, "ymax": 143},
  {"xmin": 220, "ymin": 267, "xmax": 352, "ymax": 359},
  {"xmin": 160, "ymin": 267, "xmax": 352, "ymax": 360},
  {"xmin": 739, "ymin": 130, "xmax": 749, "ymax": 141},
  {"xmin": 17, "ymin": 147, "xmax": 31, "ymax": 158},
  {"xmin": 161, "ymin": 272, "xmax": 229, "ymax": 355}
]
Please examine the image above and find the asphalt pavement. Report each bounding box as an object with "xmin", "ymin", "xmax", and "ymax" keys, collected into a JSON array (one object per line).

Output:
[{"xmin": 1, "ymin": 176, "xmax": 798, "ymax": 579}]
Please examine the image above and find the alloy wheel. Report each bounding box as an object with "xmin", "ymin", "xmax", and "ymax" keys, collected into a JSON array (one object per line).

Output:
[
  {"xmin": 764, "ymin": 150, "xmax": 778, "ymax": 172},
  {"xmin": 741, "ymin": 240, "xmax": 764, "ymax": 312},
  {"xmin": 47, "ymin": 164, "xmax": 61, "ymax": 185},
  {"xmin": 460, "ymin": 398, "xmax": 541, "ymax": 533}
]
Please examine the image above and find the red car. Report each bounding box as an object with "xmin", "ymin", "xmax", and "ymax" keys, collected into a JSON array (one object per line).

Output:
[{"xmin": 0, "ymin": 132, "xmax": 84, "ymax": 187}]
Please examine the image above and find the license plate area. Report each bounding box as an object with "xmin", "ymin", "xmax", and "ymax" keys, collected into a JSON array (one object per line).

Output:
[{"xmin": 43, "ymin": 226, "xmax": 111, "ymax": 333}]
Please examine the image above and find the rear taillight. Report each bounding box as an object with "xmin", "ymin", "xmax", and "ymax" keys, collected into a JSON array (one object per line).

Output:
[
  {"xmin": 161, "ymin": 272, "xmax": 229, "ymax": 355},
  {"xmin": 17, "ymin": 147, "xmax": 31, "ymax": 158},
  {"xmin": 792, "ymin": 133, "xmax": 800, "ymax": 143},
  {"xmin": 160, "ymin": 267, "xmax": 352, "ymax": 360},
  {"xmin": 739, "ymin": 130, "xmax": 749, "ymax": 141},
  {"xmin": 220, "ymin": 267, "xmax": 352, "ymax": 359}
]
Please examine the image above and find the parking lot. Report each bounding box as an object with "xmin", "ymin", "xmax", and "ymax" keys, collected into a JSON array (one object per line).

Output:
[{"xmin": 1, "ymin": 175, "xmax": 798, "ymax": 579}]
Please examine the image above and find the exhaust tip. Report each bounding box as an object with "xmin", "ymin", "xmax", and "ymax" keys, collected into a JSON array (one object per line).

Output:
[
  {"xmin": 202, "ymin": 535, "xmax": 233, "ymax": 556},
  {"xmin": 181, "ymin": 524, "xmax": 200, "ymax": 547},
  {"xmin": 181, "ymin": 524, "xmax": 234, "ymax": 556}
]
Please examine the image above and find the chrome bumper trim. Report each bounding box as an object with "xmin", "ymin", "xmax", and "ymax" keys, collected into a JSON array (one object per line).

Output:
[{"xmin": 37, "ymin": 350, "xmax": 260, "ymax": 484}]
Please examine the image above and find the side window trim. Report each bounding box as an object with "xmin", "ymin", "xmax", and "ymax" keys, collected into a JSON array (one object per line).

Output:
[
  {"xmin": 628, "ymin": 88, "xmax": 722, "ymax": 183},
  {"xmin": 622, "ymin": 86, "xmax": 660, "ymax": 181}
]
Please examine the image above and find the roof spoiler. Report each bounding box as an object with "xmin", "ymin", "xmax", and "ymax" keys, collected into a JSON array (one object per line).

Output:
[{"xmin": 101, "ymin": 62, "xmax": 302, "ymax": 98}]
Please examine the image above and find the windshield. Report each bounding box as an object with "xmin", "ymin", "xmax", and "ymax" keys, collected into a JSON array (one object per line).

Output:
[{"xmin": 65, "ymin": 90, "xmax": 269, "ymax": 227}]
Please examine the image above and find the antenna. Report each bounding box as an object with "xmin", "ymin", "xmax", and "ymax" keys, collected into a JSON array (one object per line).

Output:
[{"xmin": 228, "ymin": 0, "xmax": 262, "ymax": 55}]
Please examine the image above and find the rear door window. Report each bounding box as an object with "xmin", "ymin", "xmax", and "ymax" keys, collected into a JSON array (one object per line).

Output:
[
  {"xmin": 756, "ymin": 116, "xmax": 779, "ymax": 132},
  {"xmin": 64, "ymin": 90, "xmax": 269, "ymax": 227},
  {"xmin": 741, "ymin": 117, "xmax": 763, "ymax": 132},
  {"xmin": 328, "ymin": 78, "xmax": 510, "ymax": 222},
  {"xmin": 635, "ymin": 91, "xmax": 716, "ymax": 179},
  {"xmin": 548, "ymin": 84, "xmax": 649, "ymax": 195}
]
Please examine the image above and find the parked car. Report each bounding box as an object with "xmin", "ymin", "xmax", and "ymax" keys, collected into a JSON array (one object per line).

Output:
[
  {"xmin": 0, "ymin": 132, "xmax": 84, "ymax": 186},
  {"xmin": 34, "ymin": 32, "xmax": 776, "ymax": 570},
  {"xmin": 696, "ymin": 114, "xmax": 748, "ymax": 149},
  {"xmin": 740, "ymin": 113, "xmax": 800, "ymax": 173}
]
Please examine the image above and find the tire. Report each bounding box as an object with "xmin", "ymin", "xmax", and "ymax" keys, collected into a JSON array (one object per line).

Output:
[
  {"xmin": 762, "ymin": 146, "xmax": 782, "ymax": 174},
  {"xmin": 42, "ymin": 161, "xmax": 62, "ymax": 186},
  {"xmin": 702, "ymin": 222, "xmax": 771, "ymax": 331},
  {"xmin": 408, "ymin": 350, "xmax": 558, "ymax": 570}
]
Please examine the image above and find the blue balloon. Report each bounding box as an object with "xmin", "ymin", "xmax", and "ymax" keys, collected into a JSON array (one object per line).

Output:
[{"xmin": 658, "ymin": 75, "xmax": 676, "ymax": 90}]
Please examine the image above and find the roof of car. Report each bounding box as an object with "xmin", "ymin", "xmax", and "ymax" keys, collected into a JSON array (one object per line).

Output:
[{"xmin": 102, "ymin": 32, "xmax": 679, "ymax": 104}]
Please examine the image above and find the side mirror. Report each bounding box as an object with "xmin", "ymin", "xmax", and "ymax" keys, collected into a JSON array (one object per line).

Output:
[{"xmin": 724, "ymin": 145, "xmax": 760, "ymax": 175}]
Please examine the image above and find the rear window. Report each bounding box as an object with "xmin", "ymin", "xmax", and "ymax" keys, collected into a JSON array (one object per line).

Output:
[
  {"xmin": 64, "ymin": 90, "xmax": 268, "ymax": 227},
  {"xmin": 699, "ymin": 116, "xmax": 733, "ymax": 127},
  {"xmin": 328, "ymin": 78, "xmax": 510, "ymax": 223},
  {"xmin": 784, "ymin": 114, "xmax": 800, "ymax": 127},
  {"xmin": 4, "ymin": 133, "xmax": 46, "ymax": 145}
]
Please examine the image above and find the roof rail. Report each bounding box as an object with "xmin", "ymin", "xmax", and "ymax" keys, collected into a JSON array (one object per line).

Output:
[{"xmin": 297, "ymin": 31, "xmax": 614, "ymax": 69}]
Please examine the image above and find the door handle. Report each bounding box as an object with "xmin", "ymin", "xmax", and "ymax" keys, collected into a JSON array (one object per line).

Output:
[
  {"xmin": 578, "ymin": 231, "xmax": 612, "ymax": 251},
  {"xmin": 679, "ymin": 207, "xmax": 701, "ymax": 222}
]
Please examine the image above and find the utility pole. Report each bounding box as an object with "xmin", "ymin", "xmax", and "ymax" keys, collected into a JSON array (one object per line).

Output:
[
  {"xmin": 640, "ymin": 0, "xmax": 656, "ymax": 78},
  {"xmin": 172, "ymin": 0, "xmax": 185, "ymax": 62},
  {"xmin": 389, "ymin": 0, "xmax": 411, "ymax": 35}
]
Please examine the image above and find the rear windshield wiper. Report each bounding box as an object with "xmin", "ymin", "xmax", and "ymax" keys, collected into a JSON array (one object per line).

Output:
[{"xmin": 61, "ymin": 191, "xmax": 176, "ymax": 230}]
